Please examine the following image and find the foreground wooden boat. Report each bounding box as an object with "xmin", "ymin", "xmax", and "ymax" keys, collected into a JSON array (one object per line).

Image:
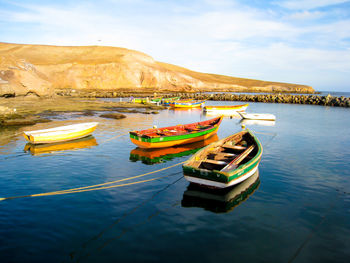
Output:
[
  {"xmin": 24, "ymin": 136, "xmax": 98, "ymax": 155},
  {"xmin": 203, "ymin": 104, "xmax": 249, "ymax": 114},
  {"xmin": 182, "ymin": 170, "xmax": 260, "ymax": 213},
  {"xmin": 130, "ymin": 135, "xmax": 218, "ymax": 164},
  {"xmin": 238, "ymin": 112, "xmax": 276, "ymax": 121},
  {"xmin": 169, "ymin": 100, "xmax": 205, "ymax": 108},
  {"xmin": 23, "ymin": 122, "xmax": 99, "ymax": 144},
  {"xmin": 129, "ymin": 116, "xmax": 223, "ymax": 148},
  {"xmin": 183, "ymin": 129, "xmax": 262, "ymax": 188}
]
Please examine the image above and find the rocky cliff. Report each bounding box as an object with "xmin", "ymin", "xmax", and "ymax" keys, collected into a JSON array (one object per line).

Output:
[{"xmin": 0, "ymin": 42, "xmax": 314, "ymax": 97}]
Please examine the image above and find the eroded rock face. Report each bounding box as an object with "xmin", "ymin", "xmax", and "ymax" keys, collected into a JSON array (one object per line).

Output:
[{"xmin": 0, "ymin": 42, "xmax": 314, "ymax": 97}]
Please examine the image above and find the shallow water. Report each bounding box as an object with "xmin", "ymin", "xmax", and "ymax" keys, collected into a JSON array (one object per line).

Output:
[{"xmin": 0, "ymin": 101, "xmax": 349, "ymax": 263}]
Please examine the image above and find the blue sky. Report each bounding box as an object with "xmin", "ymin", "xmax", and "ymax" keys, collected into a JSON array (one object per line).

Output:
[{"xmin": 1, "ymin": 0, "xmax": 350, "ymax": 91}]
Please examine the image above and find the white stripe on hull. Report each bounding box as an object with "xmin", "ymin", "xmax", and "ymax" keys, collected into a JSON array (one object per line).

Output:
[{"xmin": 184, "ymin": 165, "xmax": 259, "ymax": 189}]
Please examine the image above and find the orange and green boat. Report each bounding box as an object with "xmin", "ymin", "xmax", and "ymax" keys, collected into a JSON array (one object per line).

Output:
[
  {"xmin": 169, "ymin": 100, "xmax": 205, "ymax": 108},
  {"xmin": 129, "ymin": 116, "xmax": 223, "ymax": 149}
]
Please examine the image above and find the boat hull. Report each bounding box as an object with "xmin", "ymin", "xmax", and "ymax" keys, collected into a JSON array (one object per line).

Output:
[
  {"xmin": 170, "ymin": 100, "xmax": 205, "ymax": 108},
  {"xmin": 129, "ymin": 116, "xmax": 223, "ymax": 149},
  {"xmin": 130, "ymin": 127, "xmax": 219, "ymax": 148},
  {"xmin": 23, "ymin": 122, "xmax": 98, "ymax": 144},
  {"xmin": 184, "ymin": 162, "xmax": 260, "ymax": 188},
  {"xmin": 204, "ymin": 104, "xmax": 248, "ymax": 113}
]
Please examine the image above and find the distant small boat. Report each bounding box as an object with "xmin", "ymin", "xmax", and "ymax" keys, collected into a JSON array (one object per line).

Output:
[
  {"xmin": 181, "ymin": 170, "xmax": 260, "ymax": 213},
  {"xmin": 132, "ymin": 97, "xmax": 162, "ymax": 104},
  {"xmin": 203, "ymin": 104, "xmax": 249, "ymax": 114},
  {"xmin": 23, "ymin": 122, "xmax": 99, "ymax": 144},
  {"xmin": 169, "ymin": 100, "xmax": 205, "ymax": 108},
  {"xmin": 161, "ymin": 97, "xmax": 180, "ymax": 106},
  {"xmin": 130, "ymin": 135, "xmax": 218, "ymax": 164},
  {"xmin": 238, "ymin": 112, "xmax": 276, "ymax": 121},
  {"xmin": 150, "ymin": 97, "xmax": 162, "ymax": 104},
  {"xmin": 132, "ymin": 98, "xmax": 147, "ymax": 103},
  {"xmin": 129, "ymin": 116, "xmax": 223, "ymax": 148},
  {"xmin": 24, "ymin": 136, "xmax": 98, "ymax": 155},
  {"xmin": 183, "ymin": 129, "xmax": 262, "ymax": 188}
]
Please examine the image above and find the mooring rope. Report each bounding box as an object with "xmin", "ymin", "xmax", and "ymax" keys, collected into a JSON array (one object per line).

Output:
[{"xmin": 0, "ymin": 161, "xmax": 186, "ymax": 202}]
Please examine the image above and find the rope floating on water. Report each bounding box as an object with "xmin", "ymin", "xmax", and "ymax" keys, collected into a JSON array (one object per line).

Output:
[{"xmin": 0, "ymin": 161, "xmax": 185, "ymax": 202}]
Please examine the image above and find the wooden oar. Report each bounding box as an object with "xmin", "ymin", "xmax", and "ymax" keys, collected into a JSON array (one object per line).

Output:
[{"xmin": 221, "ymin": 145, "xmax": 255, "ymax": 172}]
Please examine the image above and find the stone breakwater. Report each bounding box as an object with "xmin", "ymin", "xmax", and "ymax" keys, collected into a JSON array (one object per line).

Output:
[
  {"xmin": 25, "ymin": 89, "xmax": 349, "ymax": 108},
  {"xmin": 67, "ymin": 89, "xmax": 349, "ymax": 108},
  {"xmin": 170, "ymin": 93, "xmax": 350, "ymax": 107}
]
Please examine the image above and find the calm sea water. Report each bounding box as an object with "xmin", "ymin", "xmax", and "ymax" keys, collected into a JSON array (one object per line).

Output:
[{"xmin": 0, "ymin": 101, "xmax": 349, "ymax": 263}]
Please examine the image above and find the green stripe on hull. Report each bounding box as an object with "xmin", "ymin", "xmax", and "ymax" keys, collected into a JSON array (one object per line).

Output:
[{"xmin": 130, "ymin": 126, "xmax": 218, "ymax": 143}]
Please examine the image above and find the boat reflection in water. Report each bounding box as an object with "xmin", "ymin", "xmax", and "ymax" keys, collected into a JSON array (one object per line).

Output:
[
  {"xmin": 130, "ymin": 134, "xmax": 219, "ymax": 165},
  {"xmin": 24, "ymin": 135, "xmax": 98, "ymax": 156},
  {"xmin": 240, "ymin": 119, "xmax": 275, "ymax": 126},
  {"xmin": 181, "ymin": 170, "xmax": 260, "ymax": 213}
]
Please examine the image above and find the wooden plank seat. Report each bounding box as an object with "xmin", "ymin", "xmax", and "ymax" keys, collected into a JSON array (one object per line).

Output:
[
  {"xmin": 222, "ymin": 144, "xmax": 247, "ymax": 150},
  {"xmin": 201, "ymin": 159, "xmax": 227, "ymax": 165},
  {"xmin": 221, "ymin": 145, "xmax": 255, "ymax": 172}
]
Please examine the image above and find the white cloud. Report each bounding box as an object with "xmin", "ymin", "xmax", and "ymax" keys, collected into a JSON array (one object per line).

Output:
[
  {"xmin": 277, "ymin": 0, "xmax": 349, "ymax": 10},
  {"xmin": 0, "ymin": 1, "xmax": 349, "ymax": 91}
]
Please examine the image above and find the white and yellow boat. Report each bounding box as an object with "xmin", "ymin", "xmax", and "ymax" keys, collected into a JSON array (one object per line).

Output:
[
  {"xmin": 203, "ymin": 104, "xmax": 249, "ymax": 114},
  {"xmin": 23, "ymin": 122, "xmax": 99, "ymax": 144}
]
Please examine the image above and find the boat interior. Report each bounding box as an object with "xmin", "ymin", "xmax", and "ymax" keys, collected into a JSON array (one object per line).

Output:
[{"xmin": 189, "ymin": 131, "xmax": 258, "ymax": 172}]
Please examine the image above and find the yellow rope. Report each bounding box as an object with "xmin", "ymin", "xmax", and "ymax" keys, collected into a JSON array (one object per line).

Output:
[
  {"xmin": 0, "ymin": 161, "xmax": 185, "ymax": 201},
  {"xmin": 98, "ymin": 131, "xmax": 129, "ymax": 145}
]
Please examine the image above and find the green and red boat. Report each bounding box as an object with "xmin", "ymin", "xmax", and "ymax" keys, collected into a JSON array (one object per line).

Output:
[
  {"xmin": 182, "ymin": 129, "xmax": 262, "ymax": 188},
  {"xmin": 129, "ymin": 116, "xmax": 223, "ymax": 149}
]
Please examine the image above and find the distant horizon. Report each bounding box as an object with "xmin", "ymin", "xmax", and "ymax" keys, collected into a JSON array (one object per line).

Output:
[{"xmin": 0, "ymin": 0, "xmax": 349, "ymax": 92}]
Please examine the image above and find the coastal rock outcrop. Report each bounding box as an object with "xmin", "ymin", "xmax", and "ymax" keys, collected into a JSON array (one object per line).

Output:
[{"xmin": 0, "ymin": 42, "xmax": 314, "ymax": 97}]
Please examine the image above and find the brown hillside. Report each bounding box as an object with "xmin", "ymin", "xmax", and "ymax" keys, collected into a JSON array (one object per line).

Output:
[{"xmin": 0, "ymin": 42, "xmax": 314, "ymax": 97}]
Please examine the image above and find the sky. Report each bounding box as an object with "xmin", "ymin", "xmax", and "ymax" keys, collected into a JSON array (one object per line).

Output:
[{"xmin": 0, "ymin": 0, "xmax": 350, "ymax": 92}]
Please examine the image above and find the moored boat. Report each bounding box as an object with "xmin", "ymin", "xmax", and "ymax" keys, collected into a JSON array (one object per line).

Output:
[
  {"xmin": 161, "ymin": 97, "xmax": 180, "ymax": 106},
  {"xmin": 182, "ymin": 129, "xmax": 262, "ymax": 188},
  {"xmin": 129, "ymin": 116, "xmax": 223, "ymax": 148},
  {"xmin": 169, "ymin": 100, "xmax": 205, "ymax": 108},
  {"xmin": 203, "ymin": 104, "xmax": 249, "ymax": 114},
  {"xmin": 238, "ymin": 112, "xmax": 276, "ymax": 121},
  {"xmin": 23, "ymin": 122, "xmax": 99, "ymax": 144}
]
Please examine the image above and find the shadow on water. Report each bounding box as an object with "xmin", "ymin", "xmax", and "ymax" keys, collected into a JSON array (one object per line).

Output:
[
  {"xmin": 129, "ymin": 134, "xmax": 219, "ymax": 165},
  {"xmin": 181, "ymin": 170, "xmax": 260, "ymax": 213}
]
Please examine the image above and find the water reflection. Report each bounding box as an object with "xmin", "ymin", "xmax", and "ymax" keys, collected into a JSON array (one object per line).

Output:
[
  {"xmin": 24, "ymin": 135, "xmax": 98, "ymax": 155},
  {"xmin": 203, "ymin": 110, "xmax": 241, "ymax": 118},
  {"xmin": 240, "ymin": 119, "xmax": 276, "ymax": 126},
  {"xmin": 181, "ymin": 170, "xmax": 260, "ymax": 213},
  {"xmin": 129, "ymin": 134, "xmax": 219, "ymax": 165}
]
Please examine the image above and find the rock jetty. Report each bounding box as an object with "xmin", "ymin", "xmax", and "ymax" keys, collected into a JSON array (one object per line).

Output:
[{"xmin": 58, "ymin": 89, "xmax": 349, "ymax": 108}]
